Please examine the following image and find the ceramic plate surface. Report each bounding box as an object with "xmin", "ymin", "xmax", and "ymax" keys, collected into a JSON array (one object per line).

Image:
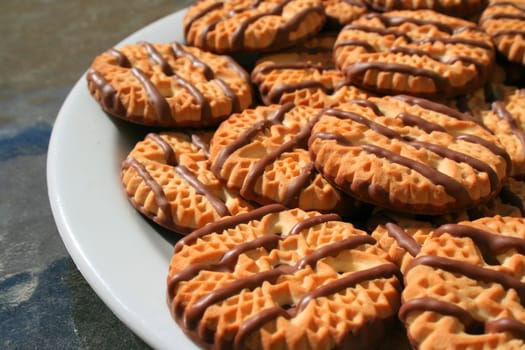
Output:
[{"xmin": 47, "ymin": 8, "xmax": 196, "ymax": 350}]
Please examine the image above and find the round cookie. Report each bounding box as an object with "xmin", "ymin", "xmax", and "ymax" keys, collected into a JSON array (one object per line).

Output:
[
  {"xmin": 362, "ymin": 0, "xmax": 487, "ymax": 18},
  {"xmin": 480, "ymin": 0, "xmax": 525, "ymax": 66},
  {"xmin": 308, "ymin": 95, "xmax": 511, "ymax": 215},
  {"xmin": 400, "ymin": 216, "xmax": 525, "ymax": 349},
  {"xmin": 251, "ymin": 33, "xmax": 371, "ymax": 108},
  {"xmin": 87, "ymin": 42, "xmax": 253, "ymax": 127},
  {"xmin": 334, "ymin": 11, "xmax": 495, "ymax": 97},
  {"xmin": 183, "ymin": 0, "xmax": 326, "ymax": 54},
  {"xmin": 121, "ymin": 131, "xmax": 254, "ymax": 234},
  {"xmin": 208, "ymin": 103, "xmax": 366, "ymax": 216},
  {"xmin": 167, "ymin": 205, "xmax": 402, "ymax": 350}
]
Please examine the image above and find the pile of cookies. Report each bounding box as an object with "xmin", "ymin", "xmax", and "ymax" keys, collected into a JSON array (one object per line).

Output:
[{"xmin": 86, "ymin": 0, "xmax": 525, "ymax": 348}]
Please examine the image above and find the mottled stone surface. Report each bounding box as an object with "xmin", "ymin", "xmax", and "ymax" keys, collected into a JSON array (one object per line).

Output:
[{"xmin": 0, "ymin": 1, "xmax": 192, "ymax": 348}]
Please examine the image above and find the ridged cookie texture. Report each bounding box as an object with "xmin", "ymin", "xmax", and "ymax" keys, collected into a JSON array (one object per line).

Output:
[
  {"xmin": 183, "ymin": 0, "xmax": 326, "ymax": 54},
  {"xmin": 121, "ymin": 131, "xmax": 253, "ymax": 234},
  {"xmin": 251, "ymin": 33, "xmax": 371, "ymax": 108},
  {"xmin": 480, "ymin": 0, "xmax": 525, "ymax": 66},
  {"xmin": 362, "ymin": 0, "xmax": 487, "ymax": 17},
  {"xmin": 321, "ymin": 0, "xmax": 369, "ymax": 28},
  {"xmin": 167, "ymin": 205, "xmax": 402, "ymax": 350},
  {"xmin": 209, "ymin": 103, "xmax": 365, "ymax": 216},
  {"xmin": 400, "ymin": 216, "xmax": 525, "ymax": 349},
  {"xmin": 308, "ymin": 95, "xmax": 511, "ymax": 215},
  {"xmin": 87, "ymin": 42, "xmax": 252, "ymax": 127},
  {"xmin": 334, "ymin": 10, "xmax": 495, "ymax": 97}
]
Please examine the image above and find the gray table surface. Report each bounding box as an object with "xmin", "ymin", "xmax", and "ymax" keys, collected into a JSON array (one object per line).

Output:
[{"xmin": 1, "ymin": 1, "xmax": 192, "ymax": 348}]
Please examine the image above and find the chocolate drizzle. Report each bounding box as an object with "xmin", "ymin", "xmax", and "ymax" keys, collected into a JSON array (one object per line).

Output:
[
  {"xmin": 86, "ymin": 69, "xmax": 126, "ymax": 116},
  {"xmin": 131, "ymin": 67, "xmax": 172, "ymax": 123},
  {"xmin": 492, "ymin": 101, "xmax": 525, "ymax": 163},
  {"xmin": 384, "ymin": 222, "xmax": 421, "ymax": 256}
]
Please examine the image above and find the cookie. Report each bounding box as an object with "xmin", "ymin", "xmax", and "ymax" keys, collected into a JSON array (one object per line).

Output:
[
  {"xmin": 251, "ymin": 33, "xmax": 371, "ymax": 108},
  {"xmin": 209, "ymin": 103, "xmax": 366, "ymax": 216},
  {"xmin": 121, "ymin": 131, "xmax": 254, "ymax": 234},
  {"xmin": 478, "ymin": 88, "xmax": 525, "ymax": 178},
  {"xmin": 183, "ymin": 0, "xmax": 326, "ymax": 54},
  {"xmin": 362, "ymin": 0, "xmax": 487, "ymax": 18},
  {"xmin": 400, "ymin": 215, "xmax": 525, "ymax": 349},
  {"xmin": 87, "ymin": 41, "xmax": 253, "ymax": 127},
  {"xmin": 322, "ymin": 0, "xmax": 369, "ymax": 28},
  {"xmin": 334, "ymin": 11, "xmax": 495, "ymax": 97},
  {"xmin": 167, "ymin": 205, "xmax": 402, "ymax": 350},
  {"xmin": 308, "ymin": 95, "xmax": 511, "ymax": 215},
  {"xmin": 480, "ymin": 0, "xmax": 525, "ymax": 66}
]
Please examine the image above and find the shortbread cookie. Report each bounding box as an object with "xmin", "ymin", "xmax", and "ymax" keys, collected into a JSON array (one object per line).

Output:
[
  {"xmin": 478, "ymin": 88, "xmax": 525, "ymax": 178},
  {"xmin": 167, "ymin": 205, "xmax": 402, "ymax": 350},
  {"xmin": 183, "ymin": 0, "xmax": 326, "ymax": 54},
  {"xmin": 322, "ymin": 0, "xmax": 369, "ymax": 28},
  {"xmin": 209, "ymin": 103, "xmax": 366, "ymax": 216},
  {"xmin": 251, "ymin": 33, "xmax": 371, "ymax": 108},
  {"xmin": 308, "ymin": 95, "xmax": 510, "ymax": 215},
  {"xmin": 480, "ymin": 0, "xmax": 525, "ymax": 66},
  {"xmin": 121, "ymin": 131, "xmax": 254, "ymax": 234},
  {"xmin": 87, "ymin": 42, "xmax": 253, "ymax": 127},
  {"xmin": 334, "ymin": 11, "xmax": 495, "ymax": 97},
  {"xmin": 362, "ymin": 0, "xmax": 487, "ymax": 17},
  {"xmin": 400, "ymin": 216, "xmax": 525, "ymax": 349}
]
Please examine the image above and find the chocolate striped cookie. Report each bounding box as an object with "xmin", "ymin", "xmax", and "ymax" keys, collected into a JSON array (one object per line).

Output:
[
  {"xmin": 401, "ymin": 216, "xmax": 525, "ymax": 349},
  {"xmin": 87, "ymin": 42, "xmax": 253, "ymax": 127},
  {"xmin": 167, "ymin": 205, "xmax": 402, "ymax": 350},
  {"xmin": 121, "ymin": 131, "xmax": 253, "ymax": 234},
  {"xmin": 251, "ymin": 33, "xmax": 371, "ymax": 108},
  {"xmin": 308, "ymin": 95, "xmax": 510, "ymax": 215},
  {"xmin": 334, "ymin": 10, "xmax": 495, "ymax": 97},
  {"xmin": 183, "ymin": 0, "xmax": 326, "ymax": 54},
  {"xmin": 480, "ymin": 0, "xmax": 525, "ymax": 66}
]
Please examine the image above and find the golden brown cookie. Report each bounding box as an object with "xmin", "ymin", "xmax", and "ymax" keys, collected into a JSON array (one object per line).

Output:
[
  {"xmin": 209, "ymin": 103, "xmax": 366, "ymax": 216},
  {"xmin": 362, "ymin": 0, "xmax": 487, "ymax": 17},
  {"xmin": 183, "ymin": 0, "xmax": 326, "ymax": 54},
  {"xmin": 251, "ymin": 33, "xmax": 371, "ymax": 108},
  {"xmin": 308, "ymin": 95, "xmax": 511, "ymax": 215},
  {"xmin": 121, "ymin": 131, "xmax": 254, "ymax": 234},
  {"xmin": 400, "ymin": 216, "xmax": 525, "ymax": 349},
  {"xmin": 480, "ymin": 0, "xmax": 525, "ymax": 66},
  {"xmin": 334, "ymin": 11, "xmax": 495, "ymax": 97},
  {"xmin": 167, "ymin": 205, "xmax": 402, "ymax": 350},
  {"xmin": 87, "ymin": 42, "xmax": 253, "ymax": 127}
]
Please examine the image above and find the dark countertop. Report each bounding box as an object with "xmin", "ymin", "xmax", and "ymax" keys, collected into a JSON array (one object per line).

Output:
[{"xmin": 1, "ymin": 1, "xmax": 191, "ymax": 348}]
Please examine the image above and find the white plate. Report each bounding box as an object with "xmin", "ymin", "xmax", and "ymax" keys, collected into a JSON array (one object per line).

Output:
[{"xmin": 47, "ymin": 8, "xmax": 197, "ymax": 350}]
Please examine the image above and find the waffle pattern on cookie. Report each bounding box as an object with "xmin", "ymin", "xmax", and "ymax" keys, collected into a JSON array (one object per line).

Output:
[
  {"xmin": 87, "ymin": 42, "xmax": 252, "ymax": 127},
  {"xmin": 401, "ymin": 216, "xmax": 525, "ymax": 349},
  {"xmin": 183, "ymin": 0, "xmax": 326, "ymax": 53},
  {"xmin": 334, "ymin": 10, "xmax": 495, "ymax": 97},
  {"xmin": 480, "ymin": 0, "xmax": 525, "ymax": 66},
  {"xmin": 322, "ymin": 0, "xmax": 369, "ymax": 27},
  {"xmin": 209, "ymin": 103, "xmax": 364, "ymax": 215},
  {"xmin": 251, "ymin": 33, "xmax": 371, "ymax": 108},
  {"xmin": 121, "ymin": 131, "xmax": 253, "ymax": 234},
  {"xmin": 308, "ymin": 95, "xmax": 510, "ymax": 215},
  {"xmin": 167, "ymin": 205, "xmax": 402, "ymax": 350}
]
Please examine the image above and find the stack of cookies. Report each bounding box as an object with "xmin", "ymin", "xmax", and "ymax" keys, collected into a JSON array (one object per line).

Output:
[{"xmin": 86, "ymin": 0, "xmax": 525, "ymax": 348}]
